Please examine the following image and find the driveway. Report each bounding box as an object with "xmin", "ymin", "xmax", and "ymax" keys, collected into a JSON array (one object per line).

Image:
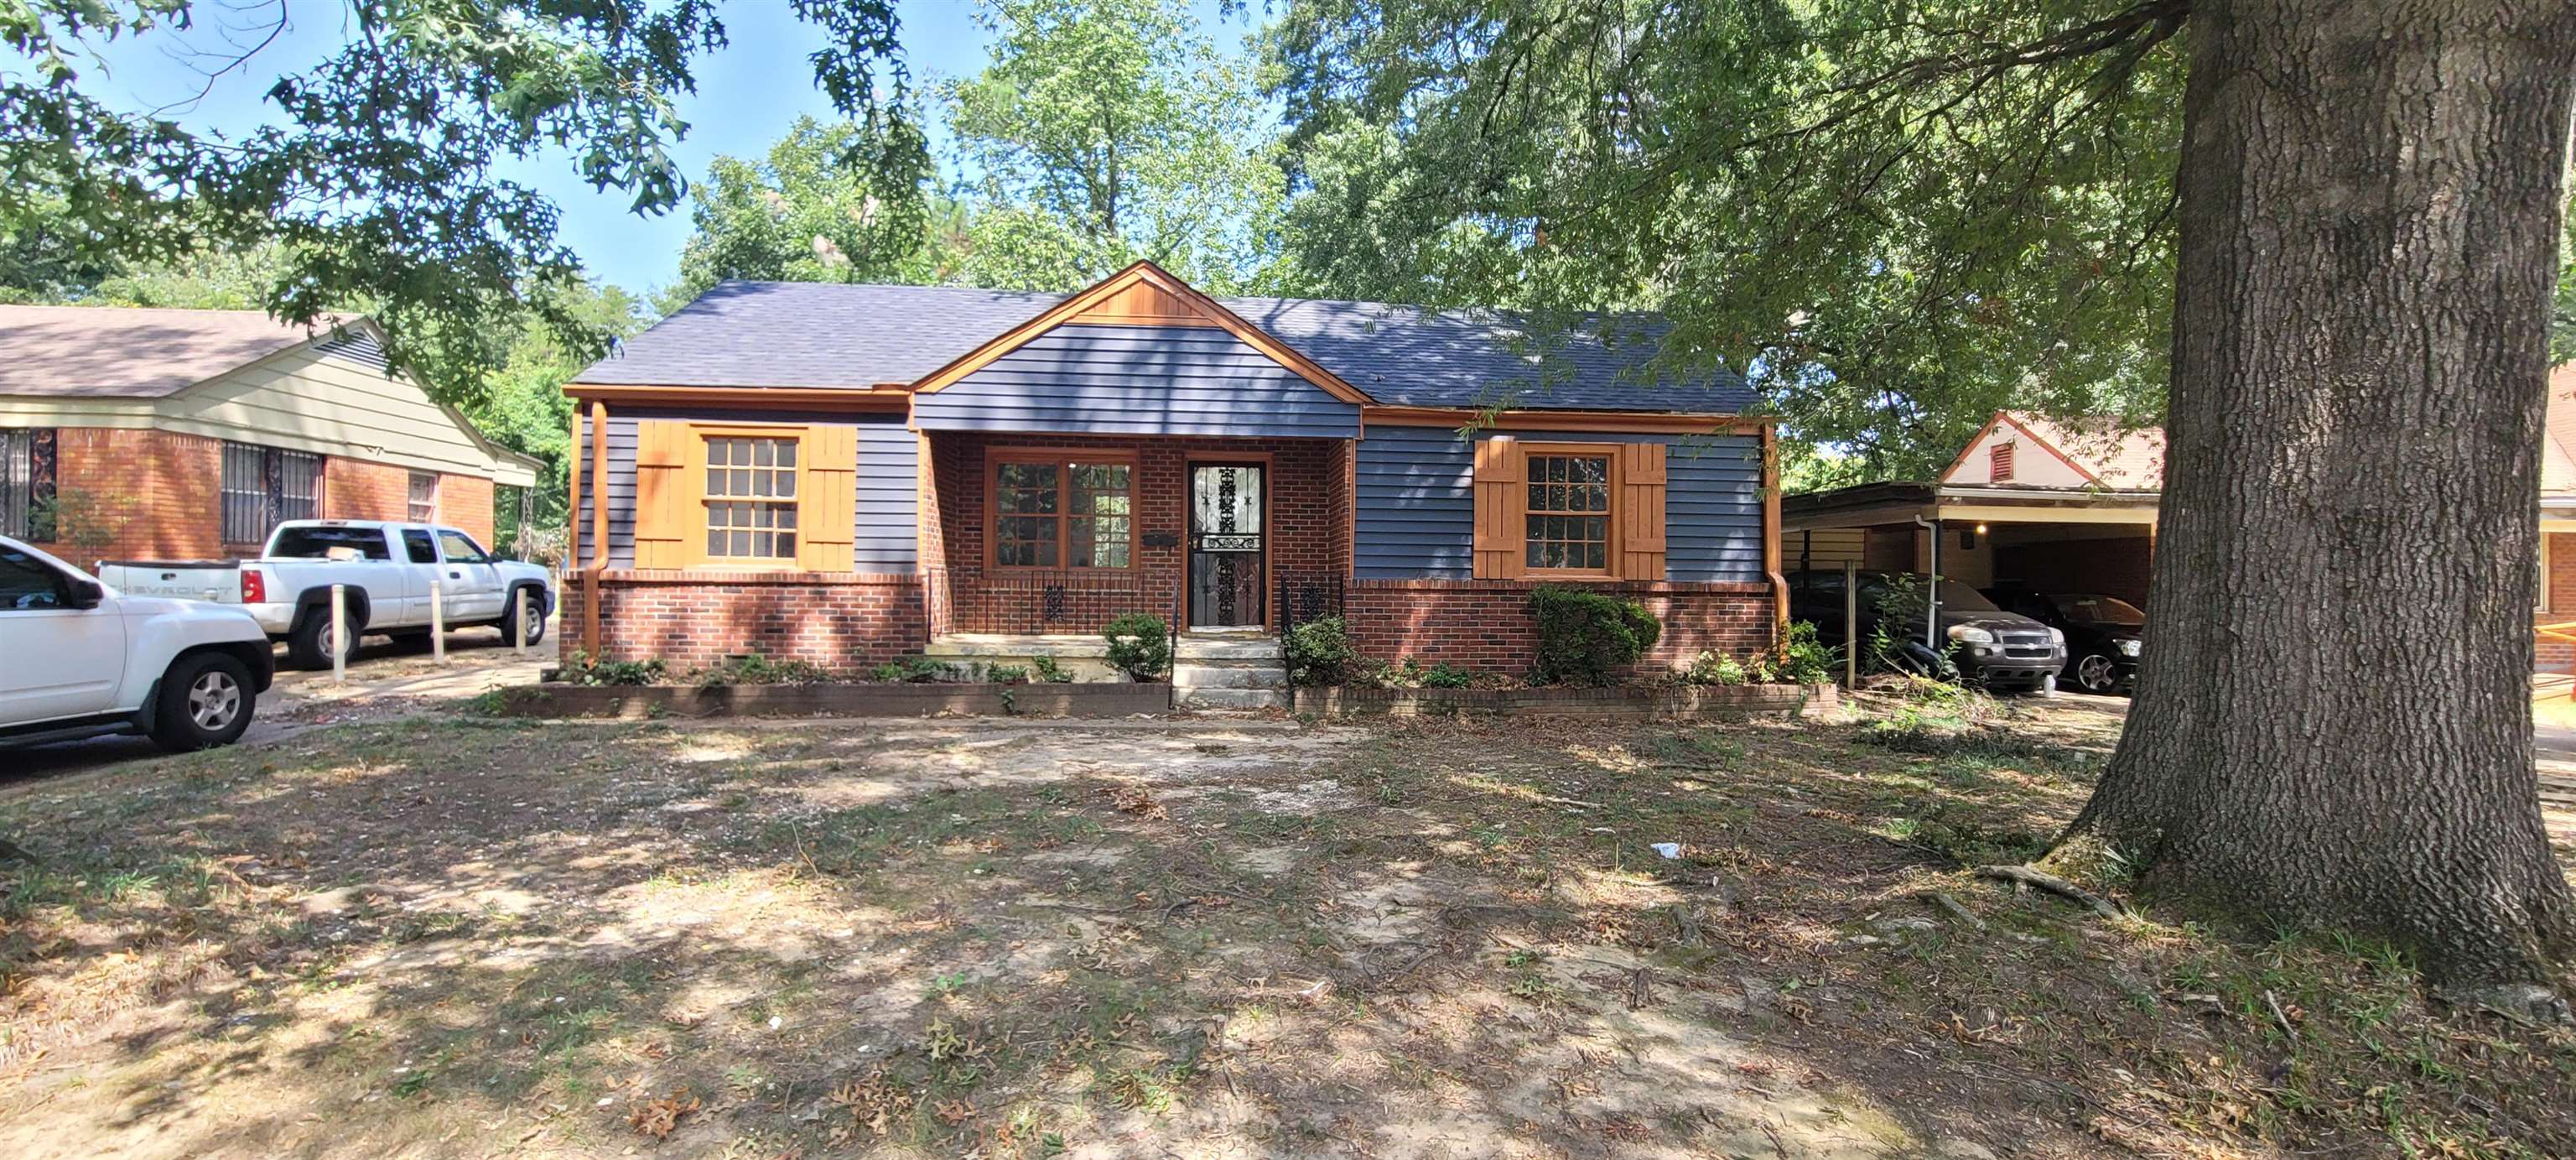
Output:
[{"xmin": 4, "ymin": 629, "xmax": 548, "ymax": 780}]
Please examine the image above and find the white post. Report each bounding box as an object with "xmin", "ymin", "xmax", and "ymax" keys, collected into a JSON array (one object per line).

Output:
[
  {"xmin": 429, "ymin": 579, "xmax": 447, "ymax": 665},
  {"xmin": 513, "ymin": 588, "xmax": 530, "ymax": 655},
  {"xmin": 330, "ymin": 583, "xmax": 347, "ymax": 686}
]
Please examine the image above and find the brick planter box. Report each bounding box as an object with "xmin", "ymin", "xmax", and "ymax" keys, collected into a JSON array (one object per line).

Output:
[
  {"xmin": 1290, "ymin": 683, "xmax": 1812, "ymax": 720},
  {"xmin": 492, "ymin": 681, "xmax": 1172, "ymax": 720}
]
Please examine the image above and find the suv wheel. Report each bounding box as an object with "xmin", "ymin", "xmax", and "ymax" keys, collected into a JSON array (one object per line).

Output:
[
  {"xmin": 2071, "ymin": 653, "xmax": 2120, "ymax": 694},
  {"xmin": 148, "ymin": 653, "xmax": 256, "ymax": 752}
]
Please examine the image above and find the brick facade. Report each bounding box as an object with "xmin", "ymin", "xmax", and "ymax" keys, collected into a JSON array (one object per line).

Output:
[
  {"xmin": 23, "ymin": 424, "xmax": 504, "ymax": 565},
  {"xmin": 2541, "ymin": 532, "xmax": 2576, "ymax": 671},
  {"xmin": 1345, "ymin": 578, "xmax": 1777, "ymax": 676},
  {"xmin": 927, "ymin": 432, "xmax": 1342, "ymax": 634},
  {"xmin": 49, "ymin": 427, "xmax": 222, "ymax": 565},
  {"xmin": 560, "ymin": 570, "xmax": 926, "ymax": 672}
]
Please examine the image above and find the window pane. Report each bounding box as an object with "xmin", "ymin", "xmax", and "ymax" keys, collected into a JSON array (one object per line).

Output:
[
  {"xmin": 776, "ymin": 442, "xmax": 795, "ymax": 468},
  {"xmin": 776, "ymin": 506, "xmax": 797, "ymax": 530},
  {"xmin": 709, "ymin": 530, "xmax": 725, "ymax": 555},
  {"xmin": 730, "ymin": 530, "xmax": 751, "ymax": 557},
  {"xmin": 753, "ymin": 440, "xmax": 773, "ymax": 467},
  {"xmin": 777, "ymin": 533, "xmax": 795, "ymax": 556}
]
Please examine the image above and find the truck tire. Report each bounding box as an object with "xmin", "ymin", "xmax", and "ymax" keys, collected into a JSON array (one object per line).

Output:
[
  {"xmin": 287, "ymin": 607, "xmax": 360, "ymax": 670},
  {"xmin": 499, "ymin": 588, "xmax": 548, "ymax": 647},
  {"xmin": 148, "ymin": 652, "xmax": 256, "ymax": 752}
]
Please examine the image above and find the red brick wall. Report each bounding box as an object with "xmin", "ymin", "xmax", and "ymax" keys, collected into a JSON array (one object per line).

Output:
[
  {"xmin": 323, "ymin": 457, "xmax": 411, "ymax": 528},
  {"xmin": 49, "ymin": 428, "xmax": 222, "ymax": 564},
  {"xmin": 927, "ymin": 432, "xmax": 1343, "ymax": 632},
  {"xmin": 2540, "ymin": 532, "xmax": 2576, "ymax": 670},
  {"xmin": 1345, "ymin": 578, "xmax": 1776, "ymax": 677},
  {"xmin": 438, "ymin": 473, "xmax": 496, "ymax": 546},
  {"xmin": 560, "ymin": 570, "xmax": 926, "ymax": 672}
]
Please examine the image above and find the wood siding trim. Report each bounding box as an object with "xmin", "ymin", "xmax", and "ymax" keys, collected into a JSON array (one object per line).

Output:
[
  {"xmin": 1365, "ymin": 406, "xmax": 1764, "ymax": 434},
  {"xmin": 1762, "ymin": 424, "xmax": 1789, "ymax": 636},
  {"xmin": 910, "ymin": 260, "xmax": 1376, "ymax": 406}
]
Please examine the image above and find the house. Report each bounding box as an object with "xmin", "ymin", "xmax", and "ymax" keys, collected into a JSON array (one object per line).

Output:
[
  {"xmin": 1782, "ymin": 410, "xmax": 2163, "ymax": 602},
  {"xmin": 557, "ymin": 262, "xmax": 1784, "ymax": 689},
  {"xmin": 2539, "ymin": 363, "xmax": 2576, "ymax": 669},
  {"xmin": 0, "ymin": 305, "xmax": 542, "ymax": 565}
]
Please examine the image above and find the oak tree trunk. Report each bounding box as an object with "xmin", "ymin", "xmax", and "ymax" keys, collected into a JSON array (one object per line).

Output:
[{"xmin": 2068, "ymin": 0, "xmax": 2576, "ymax": 986}]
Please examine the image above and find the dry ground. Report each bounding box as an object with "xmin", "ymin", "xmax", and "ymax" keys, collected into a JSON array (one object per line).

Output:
[{"xmin": 2, "ymin": 694, "xmax": 2572, "ymax": 1158}]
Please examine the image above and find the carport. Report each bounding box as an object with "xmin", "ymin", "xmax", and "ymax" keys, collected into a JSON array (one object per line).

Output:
[{"xmin": 1783, "ymin": 481, "xmax": 2160, "ymax": 604}]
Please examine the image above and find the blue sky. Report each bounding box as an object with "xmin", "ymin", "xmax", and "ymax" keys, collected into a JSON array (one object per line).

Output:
[{"xmin": 77, "ymin": 0, "xmax": 1256, "ymax": 295}]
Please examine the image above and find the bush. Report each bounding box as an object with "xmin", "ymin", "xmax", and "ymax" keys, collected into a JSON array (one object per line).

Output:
[
  {"xmin": 694, "ymin": 651, "xmax": 834, "ymax": 687},
  {"xmin": 551, "ymin": 652, "xmax": 665, "ymax": 686},
  {"xmin": 867, "ymin": 656, "xmax": 949, "ymax": 684},
  {"xmin": 984, "ymin": 663, "xmax": 1031, "ymax": 685},
  {"xmin": 1030, "ymin": 655, "xmax": 1074, "ymax": 684},
  {"xmin": 1685, "ymin": 651, "xmax": 1749, "ymax": 686},
  {"xmin": 1285, "ymin": 616, "xmax": 1357, "ymax": 686},
  {"xmin": 1763, "ymin": 621, "xmax": 1840, "ymax": 685},
  {"xmin": 1102, "ymin": 613, "xmax": 1173, "ymax": 680},
  {"xmin": 1419, "ymin": 660, "xmax": 1473, "ymax": 689},
  {"xmin": 1526, "ymin": 586, "xmax": 1661, "ymax": 684}
]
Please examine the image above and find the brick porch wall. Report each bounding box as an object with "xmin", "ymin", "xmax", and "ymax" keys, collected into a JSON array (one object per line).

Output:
[
  {"xmin": 559, "ymin": 570, "xmax": 926, "ymax": 672},
  {"xmin": 2541, "ymin": 532, "xmax": 2576, "ymax": 671},
  {"xmin": 928, "ymin": 432, "xmax": 1343, "ymax": 633},
  {"xmin": 1346, "ymin": 578, "xmax": 1777, "ymax": 678},
  {"xmin": 49, "ymin": 427, "xmax": 223, "ymax": 564}
]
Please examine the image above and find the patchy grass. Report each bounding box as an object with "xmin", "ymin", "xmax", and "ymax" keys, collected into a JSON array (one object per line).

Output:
[{"xmin": 0, "ymin": 704, "xmax": 2569, "ymax": 1157}]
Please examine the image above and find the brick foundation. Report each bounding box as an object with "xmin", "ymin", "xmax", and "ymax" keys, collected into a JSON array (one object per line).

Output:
[
  {"xmin": 561, "ymin": 570, "xmax": 927, "ymax": 673},
  {"xmin": 1345, "ymin": 578, "xmax": 1778, "ymax": 677}
]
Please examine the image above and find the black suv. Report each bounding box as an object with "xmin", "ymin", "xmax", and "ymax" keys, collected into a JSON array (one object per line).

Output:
[
  {"xmin": 1981, "ymin": 584, "xmax": 2146, "ymax": 695},
  {"xmin": 1787, "ymin": 570, "xmax": 2066, "ymax": 692}
]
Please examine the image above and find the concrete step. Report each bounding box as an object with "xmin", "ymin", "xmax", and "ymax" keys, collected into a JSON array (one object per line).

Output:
[
  {"xmin": 1176, "ymin": 635, "xmax": 1282, "ymax": 662},
  {"xmin": 1172, "ymin": 662, "xmax": 1287, "ymax": 689},
  {"xmin": 1175, "ymin": 686, "xmax": 1290, "ymax": 710}
]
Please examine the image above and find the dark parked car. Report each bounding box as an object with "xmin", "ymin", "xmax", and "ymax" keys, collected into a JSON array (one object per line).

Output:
[
  {"xmin": 1786, "ymin": 570, "xmax": 2066, "ymax": 692},
  {"xmin": 1982, "ymin": 584, "xmax": 2146, "ymax": 695}
]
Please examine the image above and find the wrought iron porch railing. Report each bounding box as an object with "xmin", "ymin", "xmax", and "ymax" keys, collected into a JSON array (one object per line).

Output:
[{"xmin": 1276, "ymin": 572, "xmax": 1346, "ymax": 638}]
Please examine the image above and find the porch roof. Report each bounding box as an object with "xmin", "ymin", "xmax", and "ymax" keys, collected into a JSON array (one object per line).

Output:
[{"xmin": 578, "ymin": 280, "xmax": 1755, "ymax": 415}]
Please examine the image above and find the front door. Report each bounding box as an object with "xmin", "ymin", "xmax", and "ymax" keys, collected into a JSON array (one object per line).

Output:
[{"xmin": 1188, "ymin": 463, "xmax": 1265, "ymax": 629}]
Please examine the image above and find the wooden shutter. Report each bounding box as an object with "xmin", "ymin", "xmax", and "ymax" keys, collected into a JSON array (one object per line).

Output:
[
  {"xmin": 797, "ymin": 424, "xmax": 857, "ymax": 572},
  {"xmin": 1619, "ymin": 442, "xmax": 1668, "ymax": 581},
  {"xmin": 1472, "ymin": 437, "xmax": 1526, "ymax": 580},
  {"xmin": 632, "ymin": 421, "xmax": 693, "ymax": 569}
]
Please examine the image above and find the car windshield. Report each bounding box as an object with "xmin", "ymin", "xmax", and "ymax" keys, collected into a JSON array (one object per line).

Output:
[
  {"xmin": 270, "ymin": 527, "xmax": 390, "ymax": 560},
  {"xmin": 2053, "ymin": 594, "xmax": 2146, "ymax": 626},
  {"xmin": 1933, "ymin": 579, "xmax": 2001, "ymax": 612}
]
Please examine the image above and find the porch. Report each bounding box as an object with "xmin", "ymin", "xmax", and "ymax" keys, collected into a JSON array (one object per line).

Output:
[{"xmin": 917, "ymin": 430, "xmax": 1352, "ymax": 639}]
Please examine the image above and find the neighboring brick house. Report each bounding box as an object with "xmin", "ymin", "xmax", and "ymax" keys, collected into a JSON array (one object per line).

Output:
[
  {"xmin": 0, "ymin": 306, "xmax": 539, "ymax": 567},
  {"xmin": 558, "ymin": 262, "xmax": 1784, "ymax": 681},
  {"xmin": 2537, "ymin": 363, "xmax": 2576, "ymax": 670}
]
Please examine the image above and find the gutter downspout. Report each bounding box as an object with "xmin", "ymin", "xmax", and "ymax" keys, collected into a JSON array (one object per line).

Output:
[
  {"xmin": 1762, "ymin": 424, "xmax": 1789, "ymax": 644},
  {"xmin": 583, "ymin": 399, "xmax": 610, "ymax": 657},
  {"xmin": 1913, "ymin": 513, "xmax": 1940, "ymax": 651}
]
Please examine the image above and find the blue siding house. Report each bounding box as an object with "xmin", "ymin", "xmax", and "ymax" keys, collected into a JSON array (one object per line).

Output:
[{"xmin": 560, "ymin": 262, "xmax": 1783, "ymax": 676}]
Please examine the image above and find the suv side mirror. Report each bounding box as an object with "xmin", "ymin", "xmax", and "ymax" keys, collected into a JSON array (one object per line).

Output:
[{"xmin": 65, "ymin": 579, "xmax": 106, "ymax": 609}]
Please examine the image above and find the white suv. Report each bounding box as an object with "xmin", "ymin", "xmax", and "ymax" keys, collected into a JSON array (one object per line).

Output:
[{"xmin": 0, "ymin": 536, "xmax": 274, "ymax": 752}]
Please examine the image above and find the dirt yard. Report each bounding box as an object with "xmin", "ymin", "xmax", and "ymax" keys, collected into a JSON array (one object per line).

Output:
[{"xmin": 2, "ymin": 694, "xmax": 2571, "ymax": 1157}]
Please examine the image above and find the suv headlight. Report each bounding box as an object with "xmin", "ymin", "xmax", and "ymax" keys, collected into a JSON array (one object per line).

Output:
[
  {"xmin": 2118, "ymin": 637, "xmax": 2142, "ymax": 657},
  {"xmin": 1947, "ymin": 625, "xmax": 1995, "ymax": 645},
  {"xmin": 2048, "ymin": 627, "xmax": 2065, "ymax": 646}
]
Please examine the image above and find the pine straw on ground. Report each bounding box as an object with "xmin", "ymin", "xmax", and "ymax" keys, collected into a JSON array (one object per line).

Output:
[{"xmin": 0, "ymin": 700, "xmax": 2568, "ymax": 1158}]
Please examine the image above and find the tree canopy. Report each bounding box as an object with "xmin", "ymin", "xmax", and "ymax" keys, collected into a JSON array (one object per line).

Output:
[
  {"xmin": 1267, "ymin": 0, "xmax": 2187, "ymax": 477},
  {"xmin": 0, "ymin": 0, "xmax": 922, "ymax": 399},
  {"xmin": 667, "ymin": 115, "xmax": 961, "ymax": 307}
]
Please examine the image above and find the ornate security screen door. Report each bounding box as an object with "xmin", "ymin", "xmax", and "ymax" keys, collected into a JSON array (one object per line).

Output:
[{"xmin": 1188, "ymin": 464, "xmax": 1265, "ymax": 628}]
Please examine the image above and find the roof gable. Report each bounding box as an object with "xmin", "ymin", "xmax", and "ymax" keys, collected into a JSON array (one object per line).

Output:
[
  {"xmin": 912, "ymin": 262, "xmax": 1373, "ymax": 405},
  {"xmin": 1940, "ymin": 409, "xmax": 2164, "ymax": 490}
]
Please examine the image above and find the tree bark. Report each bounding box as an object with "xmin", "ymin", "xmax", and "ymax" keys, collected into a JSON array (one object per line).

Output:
[{"xmin": 2068, "ymin": 0, "xmax": 2576, "ymax": 986}]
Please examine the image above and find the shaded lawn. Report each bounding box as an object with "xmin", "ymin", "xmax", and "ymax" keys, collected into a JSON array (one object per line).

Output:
[{"xmin": 0, "ymin": 701, "xmax": 2569, "ymax": 1158}]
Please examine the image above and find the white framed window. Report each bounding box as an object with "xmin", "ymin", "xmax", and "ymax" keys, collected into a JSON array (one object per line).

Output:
[{"xmin": 408, "ymin": 471, "xmax": 438, "ymax": 523}]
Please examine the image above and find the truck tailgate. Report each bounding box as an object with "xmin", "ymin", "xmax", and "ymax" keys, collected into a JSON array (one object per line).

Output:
[{"xmin": 98, "ymin": 560, "xmax": 247, "ymax": 602}]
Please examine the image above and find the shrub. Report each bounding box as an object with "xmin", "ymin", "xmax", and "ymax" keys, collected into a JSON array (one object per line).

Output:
[
  {"xmin": 1685, "ymin": 651, "xmax": 1749, "ymax": 686},
  {"xmin": 867, "ymin": 656, "xmax": 949, "ymax": 684},
  {"xmin": 551, "ymin": 652, "xmax": 666, "ymax": 686},
  {"xmin": 1102, "ymin": 613, "xmax": 1173, "ymax": 680},
  {"xmin": 694, "ymin": 651, "xmax": 834, "ymax": 687},
  {"xmin": 985, "ymin": 663, "xmax": 1031, "ymax": 685},
  {"xmin": 1030, "ymin": 655, "xmax": 1074, "ymax": 683},
  {"xmin": 1763, "ymin": 621, "xmax": 1840, "ymax": 685},
  {"xmin": 1285, "ymin": 616, "xmax": 1357, "ymax": 686},
  {"xmin": 1525, "ymin": 585, "xmax": 1661, "ymax": 684},
  {"xmin": 1419, "ymin": 660, "xmax": 1473, "ymax": 689}
]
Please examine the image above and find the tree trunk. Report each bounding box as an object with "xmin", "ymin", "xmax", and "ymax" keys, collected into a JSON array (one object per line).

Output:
[{"xmin": 2068, "ymin": 0, "xmax": 2576, "ymax": 986}]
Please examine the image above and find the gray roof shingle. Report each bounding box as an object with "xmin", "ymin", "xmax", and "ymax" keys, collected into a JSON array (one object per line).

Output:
[{"xmin": 579, "ymin": 281, "xmax": 1752, "ymax": 414}]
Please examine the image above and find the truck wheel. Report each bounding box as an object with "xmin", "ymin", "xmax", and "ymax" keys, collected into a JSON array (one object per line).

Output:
[
  {"xmin": 287, "ymin": 609, "xmax": 359, "ymax": 670},
  {"xmin": 500, "ymin": 590, "xmax": 548, "ymax": 646},
  {"xmin": 148, "ymin": 653, "xmax": 256, "ymax": 752}
]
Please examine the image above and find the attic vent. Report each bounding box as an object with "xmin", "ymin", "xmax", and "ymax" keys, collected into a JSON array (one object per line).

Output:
[
  {"xmin": 312, "ymin": 329, "xmax": 390, "ymax": 372},
  {"xmin": 1990, "ymin": 440, "xmax": 2016, "ymax": 481}
]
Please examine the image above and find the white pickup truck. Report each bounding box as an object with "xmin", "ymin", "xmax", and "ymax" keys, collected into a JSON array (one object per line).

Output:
[
  {"xmin": 97, "ymin": 520, "xmax": 555, "ymax": 670},
  {"xmin": 1, "ymin": 536, "xmax": 273, "ymax": 752}
]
